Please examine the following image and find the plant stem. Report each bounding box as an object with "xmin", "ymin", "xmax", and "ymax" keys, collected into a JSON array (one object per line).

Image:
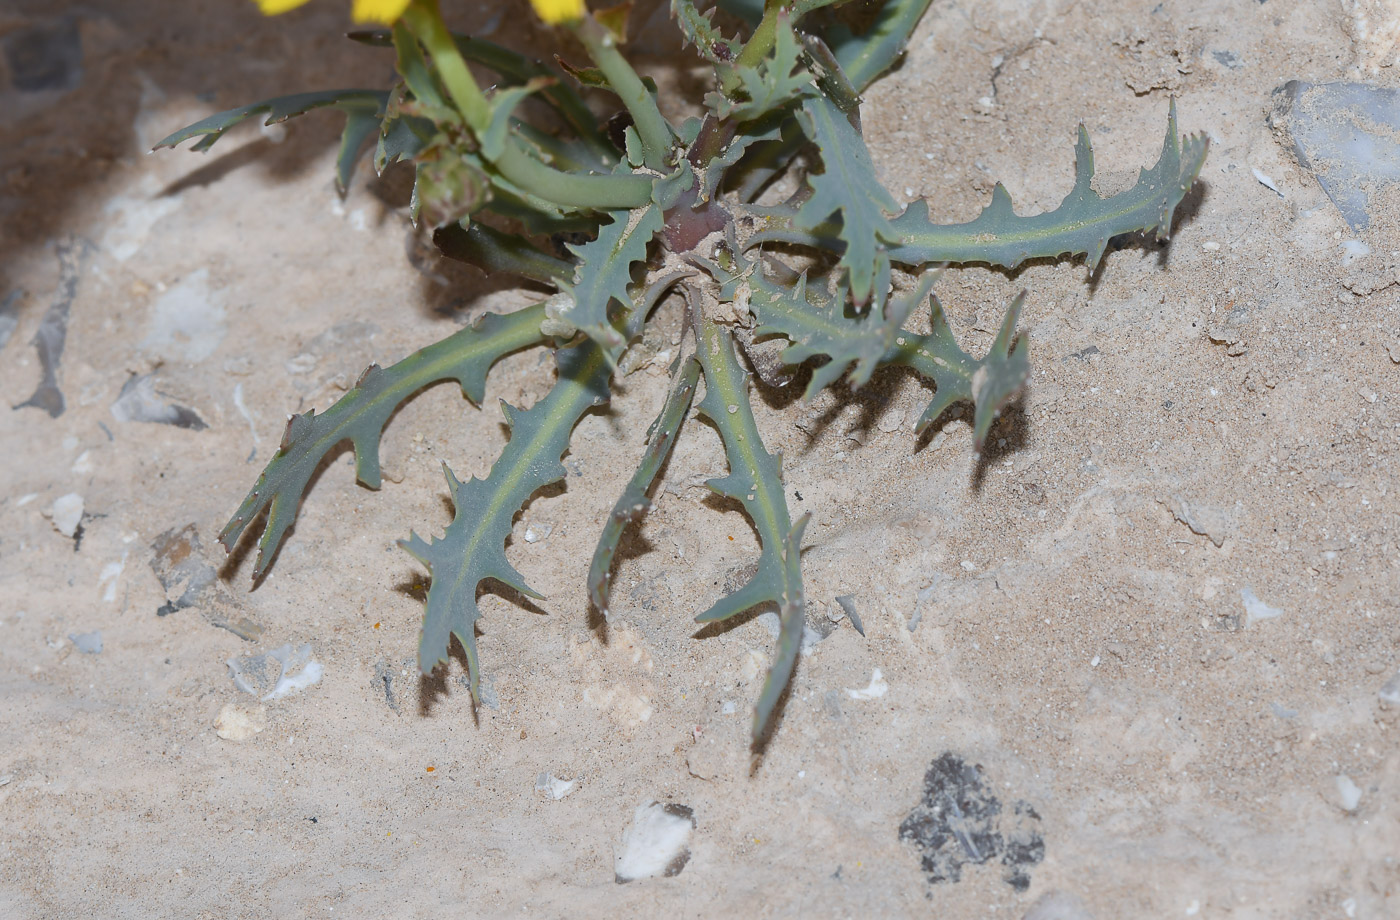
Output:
[
  {"xmin": 495, "ymin": 137, "xmax": 653, "ymax": 209},
  {"xmin": 405, "ymin": 0, "xmax": 652, "ymax": 211},
  {"xmin": 402, "ymin": 0, "xmax": 491, "ymax": 133},
  {"xmin": 731, "ymin": 0, "xmax": 783, "ymax": 77},
  {"xmin": 570, "ymin": 16, "xmax": 673, "ymax": 171}
]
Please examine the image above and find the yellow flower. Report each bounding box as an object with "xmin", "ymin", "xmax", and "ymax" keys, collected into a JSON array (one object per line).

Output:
[
  {"xmin": 530, "ymin": 0, "xmax": 586, "ymax": 26},
  {"xmin": 253, "ymin": 0, "xmax": 413, "ymax": 24}
]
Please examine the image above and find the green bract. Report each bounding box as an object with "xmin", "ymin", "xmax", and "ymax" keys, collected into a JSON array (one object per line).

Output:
[{"xmin": 157, "ymin": 0, "xmax": 1207, "ymax": 744}]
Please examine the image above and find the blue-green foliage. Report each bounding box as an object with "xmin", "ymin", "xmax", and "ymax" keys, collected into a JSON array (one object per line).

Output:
[{"xmin": 159, "ymin": 0, "xmax": 1206, "ymax": 746}]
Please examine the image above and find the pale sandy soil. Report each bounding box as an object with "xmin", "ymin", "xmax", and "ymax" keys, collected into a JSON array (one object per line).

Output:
[{"xmin": 2, "ymin": 1, "xmax": 1399, "ymax": 917}]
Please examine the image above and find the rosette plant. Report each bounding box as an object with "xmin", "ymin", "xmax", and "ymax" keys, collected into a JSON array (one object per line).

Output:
[{"xmin": 159, "ymin": 0, "xmax": 1206, "ymax": 742}]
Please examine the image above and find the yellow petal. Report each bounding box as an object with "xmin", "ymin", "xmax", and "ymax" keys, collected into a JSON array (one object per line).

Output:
[
  {"xmin": 255, "ymin": 0, "xmax": 314, "ymax": 14},
  {"xmin": 530, "ymin": 0, "xmax": 587, "ymax": 26},
  {"xmin": 351, "ymin": 0, "xmax": 413, "ymax": 23}
]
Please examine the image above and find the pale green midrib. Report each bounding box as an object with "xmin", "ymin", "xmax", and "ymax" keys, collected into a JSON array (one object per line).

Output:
[
  {"xmin": 295, "ymin": 305, "xmax": 546, "ymax": 488},
  {"xmin": 446, "ymin": 344, "xmax": 609, "ymax": 603},
  {"xmin": 707, "ymin": 327, "xmax": 790, "ymax": 563},
  {"xmin": 806, "ymin": 101, "xmax": 894, "ymax": 231},
  {"xmin": 896, "ymin": 182, "xmax": 1172, "ymax": 253},
  {"xmin": 757, "ymin": 295, "xmax": 975, "ymax": 390}
]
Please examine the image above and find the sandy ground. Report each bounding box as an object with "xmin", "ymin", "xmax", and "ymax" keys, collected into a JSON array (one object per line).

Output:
[{"xmin": 2, "ymin": 0, "xmax": 1399, "ymax": 917}]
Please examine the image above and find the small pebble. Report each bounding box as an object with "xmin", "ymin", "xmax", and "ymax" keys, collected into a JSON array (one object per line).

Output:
[
  {"xmin": 1335, "ymin": 773, "xmax": 1362, "ymax": 812},
  {"xmin": 534, "ymin": 772, "xmax": 578, "ymax": 800},
  {"xmin": 215, "ymin": 703, "xmax": 266, "ymax": 741},
  {"xmin": 846, "ymin": 668, "xmax": 888, "ymax": 701},
  {"xmin": 615, "ymin": 802, "xmax": 695, "ymax": 883},
  {"xmin": 1240, "ymin": 587, "xmax": 1283, "ymax": 627},
  {"xmin": 68, "ymin": 631, "xmax": 102, "ymax": 654},
  {"xmin": 49, "ymin": 493, "xmax": 83, "ymax": 538}
]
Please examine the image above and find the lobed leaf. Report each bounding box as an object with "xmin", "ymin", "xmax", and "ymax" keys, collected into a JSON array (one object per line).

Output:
[
  {"xmin": 706, "ymin": 12, "xmax": 814, "ymax": 123},
  {"xmin": 694, "ymin": 317, "xmax": 808, "ymax": 742},
  {"xmin": 792, "ymin": 95, "xmax": 901, "ymax": 304},
  {"xmin": 153, "ymin": 89, "xmax": 388, "ymax": 194},
  {"xmin": 767, "ymin": 272, "xmax": 939, "ymax": 398},
  {"xmin": 554, "ymin": 205, "xmax": 665, "ymax": 353},
  {"xmin": 822, "ymin": 0, "xmax": 934, "ymax": 91},
  {"xmin": 705, "ymin": 245, "xmax": 1029, "ymax": 450},
  {"xmin": 400, "ymin": 342, "xmax": 613, "ymax": 695},
  {"xmin": 887, "ymin": 292, "xmax": 1029, "ymax": 448},
  {"xmin": 588, "ymin": 355, "xmax": 701, "ymax": 615},
  {"xmin": 672, "ymin": 0, "xmax": 741, "ymax": 64},
  {"xmin": 433, "ymin": 221, "xmax": 574, "ymax": 285},
  {"xmin": 219, "ymin": 306, "xmax": 547, "ymax": 578},
  {"xmin": 887, "ymin": 102, "xmax": 1209, "ymax": 271}
]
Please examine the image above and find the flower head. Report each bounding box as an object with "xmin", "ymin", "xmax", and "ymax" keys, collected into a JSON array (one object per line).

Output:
[
  {"xmin": 530, "ymin": 0, "xmax": 587, "ymax": 26},
  {"xmin": 253, "ymin": 0, "xmax": 413, "ymax": 25}
]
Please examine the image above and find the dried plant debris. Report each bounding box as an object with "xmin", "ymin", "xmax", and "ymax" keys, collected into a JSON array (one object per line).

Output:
[
  {"xmin": 158, "ymin": 0, "xmax": 1205, "ymax": 745},
  {"xmin": 899, "ymin": 753, "xmax": 1045, "ymax": 891}
]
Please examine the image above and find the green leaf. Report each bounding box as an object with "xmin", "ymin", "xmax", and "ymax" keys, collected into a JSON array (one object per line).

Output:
[
  {"xmin": 822, "ymin": 0, "xmax": 934, "ymax": 91},
  {"xmin": 400, "ymin": 341, "xmax": 613, "ymax": 694},
  {"xmin": 219, "ymin": 305, "xmax": 547, "ymax": 578},
  {"xmin": 433, "ymin": 221, "xmax": 574, "ymax": 285},
  {"xmin": 706, "ymin": 12, "xmax": 813, "ymax": 122},
  {"xmin": 554, "ymin": 205, "xmax": 664, "ymax": 353},
  {"xmin": 481, "ymin": 84, "xmax": 543, "ymax": 161},
  {"xmin": 887, "ymin": 102, "xmax": 1209, "ymax": 271},
  {"xmin": 693, "ymin": 317, "xmax": 807, "ymax": 742},
  {"xmin": 374, "ymin": 89, "xmax": 436, "ymax": 171},
  {"xmin": 335, "ymin": 107, "xmax": 382, "ymax": 194},
  {"xmin": 152, "ymin": 88, "xmax": 388, "ymax": 156},
  {"xmin": 887, "ymin": 291, "xmax": 1030, "ymax": 449},
  {"xmin": 392, "ymin": 21, "xmax": 449, "ymax": 112},
  {"xmin": 793, "ymin": 95, "xmax": 901, "ymax": 304},
  {"xmin": 766, "ymin": 272, "xmax": 940, "ymax": 398},
  {"xmin": 700, "ymin": 120, "xmax": 782, "ymax": 202},
  {"xmin": 588, "ymin": 355, "xmax": 700, "ymax": 615},
  {"xmin": 672, "ymin": 0, "xmax": 741, "ymax": 64},
  {"xmin": 707, "ymin": 245, "xmax": 1029, "ymax": 450}
]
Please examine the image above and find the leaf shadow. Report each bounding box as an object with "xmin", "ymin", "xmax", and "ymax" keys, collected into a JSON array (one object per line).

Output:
[{"xmin": 969, "ymin": 394, "xmax": 1030, "ymax": 492}]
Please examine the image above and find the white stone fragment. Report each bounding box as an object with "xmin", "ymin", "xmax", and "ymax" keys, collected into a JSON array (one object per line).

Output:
[
  {"xmin": 614, "ymin": 802, "xmax": 695, "ymax": 883},
  {"xmin": 215, "ymin": 703, "xmax": 266, "ymax": 741},
  {"xmin": 1335, "ymin": 773, "xmax": 1362, "ymax": 812},
  {"xmin": 846, "ymin": 667, "xmax": 888, "ymax": 701},
  {"xmin": 534, "ymin": 772, "xmax": 578, "ymax": 800},
  {"xmin": 1252, "ymin": 167, "xmax": 1283, "ymax": 197},
  {"xmin": 1241, "ymin": 587, "xmax": 1283, "ymax": 627},
  {"xmin": 50, "ymin": 493, "xmax": 84, "ymax": 538},
  {"xmin": 263, "ymin": 644, "xmax": 323, "ymax": 700},
  {"xmin": 1022, "ymin": 889, "xmax": 1095, "ymax": 920},
  {"xmin": 524, "ymin": 522, "xmax": 553, "ymax": 543},
  {"xmin": 1341, "ymin": 239, "xmax": 1371, "ymax": 266}
]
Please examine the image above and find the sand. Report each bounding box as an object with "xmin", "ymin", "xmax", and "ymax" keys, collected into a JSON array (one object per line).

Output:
[{"xmin": 1, "ymin": 0, "xmax": 1398, "ymax": 916}]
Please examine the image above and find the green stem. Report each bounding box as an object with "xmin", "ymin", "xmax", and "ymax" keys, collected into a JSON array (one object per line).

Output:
[
  {"xmin": 402, "ymin": 0, "xmax": 491, "ymax": 133},
  {"xmin": 729, "ymin": 0, "xmax": 783, "ymax": 82},
  {"xmin": 570, "ymin": 16, "xmax": 673, "ymax": 171},
  {"xmin": 406, "ymin": 2, "xmax": 651, "ymax": 211},
  {"xmin": 495, "ymin": 137, "xmax": 652, "ymax": 209}
]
